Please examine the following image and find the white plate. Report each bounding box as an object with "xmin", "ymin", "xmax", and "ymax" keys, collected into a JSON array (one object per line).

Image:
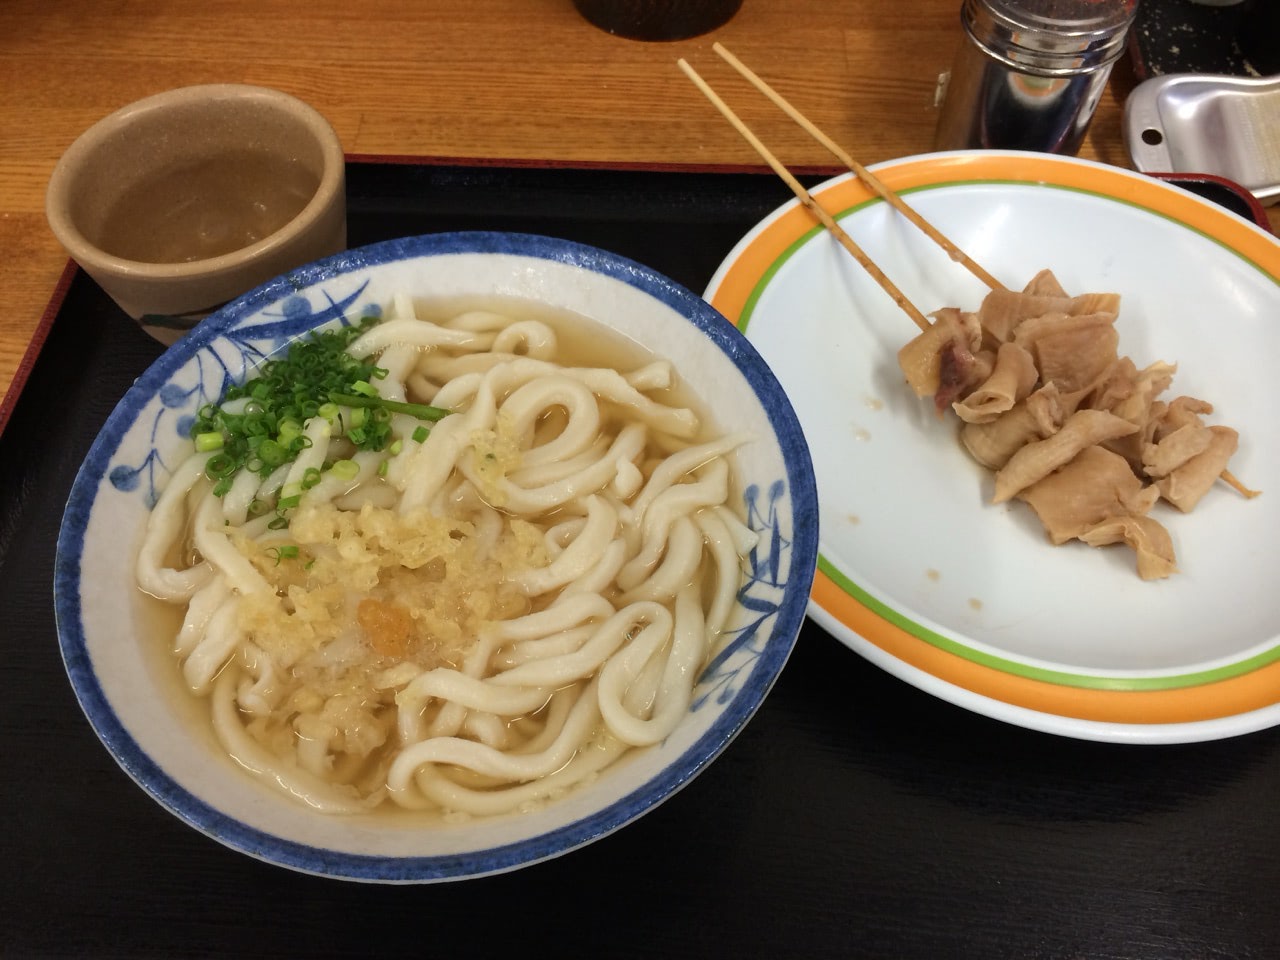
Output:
[{"xmin": 705, "ymin": 150, "xmax": 1280, "ymax": 743}]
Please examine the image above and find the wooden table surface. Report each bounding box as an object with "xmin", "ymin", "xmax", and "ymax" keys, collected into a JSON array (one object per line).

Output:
[
  {"xmin": 9, "ymin": 0, "xmax": 1276, "ymax": 415},
  {"xmin": 5, "ymin": 5, "xmax": 1280, "ymax": 957}
]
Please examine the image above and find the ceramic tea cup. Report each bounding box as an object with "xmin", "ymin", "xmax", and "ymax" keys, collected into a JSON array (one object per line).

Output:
[{"xmin": 46, "ymin": 84, "xmax": 346, "ymax": 344}]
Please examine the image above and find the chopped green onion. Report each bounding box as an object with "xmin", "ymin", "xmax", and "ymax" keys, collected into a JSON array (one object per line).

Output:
[
  {"xmin": 205, "ymin": 453, "xmax": 236, "ymax": 479},
  {"xmin": 186, "ymin": 312, "xmax": 458, "ymax": 526},
  {"xmin": 278, "ymin": 419, "xmax": 302, "ymax": 444},
  {"xmin": 329, "ymin": 392, "xmax": 449, "ymax": 422},
  {"xmin": 195, "ymin": 432, "xmax": 224, "ymax": 452},
  {"xmin": 330, "ymin": 459, "xmax": 360, "ymax": 481},
  {"xmin": 257, "ymin": 439, "xmax": 287, "ymax": 468}
]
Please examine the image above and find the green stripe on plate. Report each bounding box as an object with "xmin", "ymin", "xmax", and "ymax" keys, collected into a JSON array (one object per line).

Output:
[{"xmin": 818, "ymin": 554, "xmax": 1280, "ymax": 691}]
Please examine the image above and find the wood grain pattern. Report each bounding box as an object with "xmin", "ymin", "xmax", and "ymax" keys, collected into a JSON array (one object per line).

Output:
[{"xmin": 1, "ymin": 0, "xmax": 1273, "ymax": 410}]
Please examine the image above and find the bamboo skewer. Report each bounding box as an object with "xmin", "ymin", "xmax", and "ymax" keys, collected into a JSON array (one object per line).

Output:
[
  {"xmin": 711, "ymin": 42, "xmax": 1007, "ymax": 293},
  {"xmin": 677, "ymin": 57, "xmax": 931, "ymax": 333}
]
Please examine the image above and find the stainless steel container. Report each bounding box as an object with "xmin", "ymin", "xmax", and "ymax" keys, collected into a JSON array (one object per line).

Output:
[{"xmin": 934, "ymin": 0, "xmax": 1138, "ymax": 154}]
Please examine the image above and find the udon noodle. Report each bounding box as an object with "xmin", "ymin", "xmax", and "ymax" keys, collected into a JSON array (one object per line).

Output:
[{"xmin": 137, "ymin": 296, "xmax": 755, "ymax": 816}]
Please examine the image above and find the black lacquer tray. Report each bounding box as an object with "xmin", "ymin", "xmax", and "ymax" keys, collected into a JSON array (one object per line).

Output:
[{"xmin": 2, "ymin": 159, "xmax": 1277, "ymax": 960}]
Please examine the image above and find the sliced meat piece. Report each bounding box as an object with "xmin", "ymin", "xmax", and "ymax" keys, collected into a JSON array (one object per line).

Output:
[
  {"xmin": 960, "ymin": 383, "xmax": 1064, "ymax": 469},
  {"xmin": 975, "ymin": 273, "xmax": 1121, "ymax": 345},
  {"xmin": 1141, "ymin": 422, "xmax": 1214, "ymax": 479},
  {"xmin": 1018, "ymin": 445, "xmax": 1159, "ymax": 544},
  {"xmin": 1080, "ymin": 357, "xmax": 1137, "ymax": 414},
  {"xmin": 952, "ymin": 341, "xmax": 1039, "ymax": 424},
  {"xmin": 1021, "ymin": 268, "xmax": 1068, "ymax": 298},
  {"xmin": 897, "ymin": 308, "xmax": 981, "ymax": 400},
  {"xmin": 1152, "ymin": 395, "xmax": 1214, "ymax": 440},
  {"xmin": 1156, "ymin": 426, "xmax": 1239, "ymax": 512},
  {"xmin": 1079, "ymin": 515, "xmax": 1178, "ymax": 581},
  {"xmin": 992, "ymin": 409, "xmax": 1138, "ymax": 503},
  {"xmin": 1013, "ymin": 311, "xmax": 1119, "ymax": 393}
]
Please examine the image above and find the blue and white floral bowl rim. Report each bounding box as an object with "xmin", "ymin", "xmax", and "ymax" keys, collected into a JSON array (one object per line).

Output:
[{"xmin": 52, "ymin": 231, "xmax": 819, "ymax": 882}]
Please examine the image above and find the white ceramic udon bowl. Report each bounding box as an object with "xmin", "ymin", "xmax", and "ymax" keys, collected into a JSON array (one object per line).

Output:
[{"xmin": 53, "ymin": 232, "xmax": 819, "ymax": 882}]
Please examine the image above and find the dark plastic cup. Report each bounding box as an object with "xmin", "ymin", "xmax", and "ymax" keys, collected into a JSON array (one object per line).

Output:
[{"xmin": 572, "ymin": 0, "xmax": 743, "ymax": 41}]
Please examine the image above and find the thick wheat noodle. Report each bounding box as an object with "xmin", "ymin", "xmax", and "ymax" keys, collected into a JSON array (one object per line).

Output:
[
  {"xmin": 620, "ymin": 516, "xmax": 704, "ymax": 605},
  {"xmin": 144, "ymin": 301, "xmax": 757, "ymax": 816},
  {"xmin": 499, "ymin": 375, "xmax": 601, "ymax": 467},
  {"xmin": 191, "ymin": 496, "xmax": 271, "ymax": 597},
  {"xmin": 386, "ymin": 676, "xmax": 604, "ymax": 792},
  {"xmin": 491, "ymin": 602, "xmax": 672, "ymax": 688},
  {"xmin": 618, "ymin": 458, "xmax": 731, "ymax": 591},
  {"xmin": 598, "ymin": 586, "xmax": 707, "ymax": 746},
  {"xmin": 135, "ymin": 453, "xmax": 213, "ymax": 601},
  {"xmin": 564, "ymin": 537, "xmax": 632, "ymax": 599},
  {"xmin": 405, "ymin": 716, "xmax": 629, "ymax": 817},
  {"xmin": 347, "ymin": 317, "xmax": 489, "ymax": 357},
  {"xmin": 235, "ymin": 642, "xmax": 280, "ymax": 717},
  {"xmin": 209, "ymin": 666, "xmax": 374, "ymax": 814},
  {"xmin": 508, "ymin": 437, "xmax": 612, "ymax": 488},
  {"xmin": 175, "ymin": 579, "xmax": 231, "ymax": 658},
  {"xmin": 694, "ymin": 506, "xmax": 750, "ymax": 643},
  {"xmin": 397, "ymin": 669, "xmax": 552, "ymax": 724},
  {"xmin": 183, "ymin": 596, "xmax": 242, "ymax": 693},
  {"xmin": 493, "ymin": 592, "xmax": 616, "ymax": 643},
  {"xmin": 221, "ymin": 466, "xmax": 264, "ymax": 525},
  {"xmin": 465, "ymin": 423, "xmax": 650, "ymax": 515},
  {"xmin": 496, "ymin": 624, "xmax": 597, "ymax": 669},
  {"xmin": 417, "ymin": 632, "xmax": 508, "ymax": 741},
  {"xmin": 509, "ymin": 496, "xmax": 619, "ymax": 595}
]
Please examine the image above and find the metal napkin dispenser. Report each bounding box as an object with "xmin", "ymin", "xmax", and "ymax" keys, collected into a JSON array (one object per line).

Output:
[{"xmin": 1125, "ymin": 73, "xmax": 1280, "ymax": 206}]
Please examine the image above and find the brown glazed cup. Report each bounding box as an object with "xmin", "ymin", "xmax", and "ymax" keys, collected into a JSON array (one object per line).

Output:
[
  {"xmin": 46, "ymin": 84, "xmax": 346, "ymax": 344},
  {"xmin": 572, "ymin": 0, "xmax": 743, "ymax": 41}
]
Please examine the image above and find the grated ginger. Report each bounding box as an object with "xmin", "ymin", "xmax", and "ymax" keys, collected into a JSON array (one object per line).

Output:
[{"xmin": 235, "ymin": 499, "xmax": 547, "ymax": 673}]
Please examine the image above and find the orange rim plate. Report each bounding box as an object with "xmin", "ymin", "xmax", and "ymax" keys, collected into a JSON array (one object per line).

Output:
[{"xmin": 705, "ymin": 151, "xmax": 1280, "ymax": 743}]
